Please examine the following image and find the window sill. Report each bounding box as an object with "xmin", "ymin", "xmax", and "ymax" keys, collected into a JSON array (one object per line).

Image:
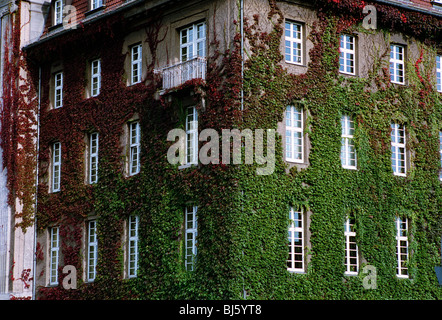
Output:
[
  {"xmin": 178, "ymin": 163, "xmax": 198, "ymax": 170},
  {"xmin": 84, "ymin": 5, "xmax": 106, "ymax": 17},
  {"xmin": 287, "ymin": 269, "xmax": 306, "ymax": 274},
  {"xmin": 344, "ymin": 271, "xmax": 358, "ymax": 276},
  {"xmin": 342, "ymin": 165, "xmax": 357, "ymax": 170}
]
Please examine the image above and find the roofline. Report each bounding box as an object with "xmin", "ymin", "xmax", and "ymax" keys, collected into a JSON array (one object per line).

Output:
[{"xmin": 375, "ymin": 0, "xmax": 442, "ymax": 18}]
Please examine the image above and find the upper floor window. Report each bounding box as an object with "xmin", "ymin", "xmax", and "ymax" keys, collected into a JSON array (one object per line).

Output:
[
  {"xmin": 344, "ymin": 215, "xmax": 358, "ymax": 275},
  {"xmin": 341, "ymin": 115, "xmax": 357, "ymax": 169},
  {"xmin": 131, "ymin": 44, "xmax": 142, "ymax": 85},
  {"xmin": 54, "ymin": 0, "xmax": 63, "ymax": 26},
  {"xmin": 127, "ymin": 215, "xmax": 139, "ymax": 278},
  {"xmin": 339, "ymin": 35, "xmax": 355, "ymax": 75},
  {"xmin": 129, "ymin": 121, "xmax": 140, "ymax": 175},
  {"xmin": 185, "ymin": 106, "xmax": 198, "ymax": 166},
  {"xmin": 437, "ymin": 55, "xmax": 441, "ymax": 93},
  {"xmin": 390, "ymin": 44, "xmax": 405, "ymax": 85},
  {"xmin": 287, "ymin": 207, "xmax": 304, "ymax": 273},
  {"xmin": 391, "ymin": 123, "xmax": 406, "ymax": 176},
  {"xmin": 395, "ymin": 217, "xmax": 409, "ymax": 278},
  {"xmin": 285, "ymin": 21, "xmax": 303, "ymax": 65},
  {"xmin": 91, "ymin": 0, "xmax": 103, "ymax": 10},
  {"xmin": 180, "ymin": 22, "xmax": 206, "ymax": 62},
  {"xmin": 285, "ymin": 105, "xmax": 304, "ymax": 163},
  {"xmin": 52, "ymin": 142, "xmax": 61, "ymax": 192},
  {"xmin": 91, "ymin": 59, "xmax": 101, "ymax": 97},
  {"xmin": 89, "ymin": 132, "xmax": 99, "ymax": 184},
  {"xmin": 185, "ymin": 205, "xmax": 198, "ymax": 271},
  {"xmin": 49, "ymin": 227, "xmax": 60, "ymax": 286},
  {"xmin": 87, "ymin": 220, "xmax": 98, "ymax": 282},
  {"xmin": 54, "ymin": 72, "xmax": 63, "ymax": 109}
]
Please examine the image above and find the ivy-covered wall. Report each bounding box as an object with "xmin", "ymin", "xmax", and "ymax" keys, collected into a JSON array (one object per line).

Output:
[{"xmin": 24, "ymin": 0, "xmax": 442, "ymax": 300}]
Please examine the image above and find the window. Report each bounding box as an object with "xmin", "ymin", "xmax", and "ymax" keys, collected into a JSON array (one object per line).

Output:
[
  {"xmin": 52, "ymin": 142, "xmax": 61, "ymax": 192},
  {"xmin": 87, "ymin": 220, "xmax": 97, "ymax": 282},
  {"xmin": 391, "ymin": 123, "xmax": 406, "ymax": 176},
  {"xmin": 185, "ymin": 206, "xmax": 198, "ymax": 271},
  {"xmin": 54, "ymin": 0, "xmax": 63, "ymax": 25},
  {"xmin": 285, "ymin": 21, "xmax": 303, "ymax": 65},
  {"xmin": 89, "ymin": 132, "xmax": 99, "ymax": 184},
  {"xmin": 285, "ymin": 105, "xmax": 304, "ymax": 163},
  {"xmin": 339, "ymin": 35, "xmax": 355, "ymax": 75},
  {"xmin": 437, "ymin": 55, "xmax": 441, "ymax": 93},
  {"xmin": 131, "ymin": 44, "xmax": 142, "ymax": 85},
  {"xmin": 91, "ymin": 59, "xmax": 101, "ymax": 97},
  {"xmin": 129, "ymin": 122, "xmax": 140, "ymax": 175},
  {"xmin": 344, "ymin": 215, "xmax": 358, "ymax": 275},
  {"xmin": 49, "ymin": 227, "xmax": 59, "ymax": 285},
  {"xmin": 185, "ymin": 106, "xmax": 198, "ymax": 166},
  {"xmin": 395, "ymin": 217, "xmax": 409, "ymax": 278},
  {"xmin": 54, "ymin": 72, "xmax": 63, "ymax": 109},
  {"xmin": 91, "ymin": 0, "xmax": 103, "ymax": 10},
  {"xmin": 287, "ymin": 207, "xmax": 304, "ymax": 273},
  {"xmin": 439, "ymin": 131, "xmax": 442, "ymax": 181},
  {"xmin": 341, "ymin": 115, "xmax": 357, "ymax": 169},
  {"xmin": 390, "ymin": 44, "xmax": 405, "ymax": 84},
  {"xmin": 128, "ymin": 215, "xmax": 139, "ymax": 278},
  {"xmin": 180, "ymin": 22, "xmax": 206, "ymax": 62}
]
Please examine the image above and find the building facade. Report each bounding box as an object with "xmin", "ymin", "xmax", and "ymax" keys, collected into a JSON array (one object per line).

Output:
[{"xmin": 16, "ymin": 0, "xmax": 442, "ymax": 299}]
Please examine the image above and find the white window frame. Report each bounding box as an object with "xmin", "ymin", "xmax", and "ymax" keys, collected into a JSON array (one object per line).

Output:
[
  {"xmin": 87, "ymin": 220, "xmax": 98, "ymax": 282},
  {"xmin": 339, "ymin": 35, "xmax": 356, "ymax": 75},
  {"xmin": 128, "ymin": 215, "xmax": 139, "ymax": 278},
  {"xmin": 129, "ymin": 122, "xmax": 140, "ymax": 176},
  {"xmin": 184, "ymin": 106, "xmax": 198, "ymax": 166},
  {"xmin": 285, "ymin": 105, "xmax": 304, "ymax": 163},
  {"xmin": 180, "ymin": 22, "xmax": 206, "ymax": 62},
  {"xmin": 89, "ymin": 132, "xmax": 99, "ymax": 184},
  {"xmin": 91, "ymin": 0, "xmax": 103, "ymax": 10},
  {"xmin": 91, "ymin": 59, "xmax": 101, "ymax": 97},
  {"xmin": 395, "ymin": 217, "xmax": 409, "ymax": 278},
  {"xmin": 287, "ymin": 207, "xmax": 304, "ymax": 273},
  {"xmin": 344, "ymin": 216, "xmax": 358, "ymax": 275},
  {"xmin": 52, "ymin": 142, "xmax": 61, "ymax": 193},
  {"xmin": 185, "ymin": 206, "xmax": 198, "ymax": 271},
  {"xmin": 54, "ymin": 72, "xmax": 63, "ymax": 109},
  {"xmin": 391, "ymin": 123, "xmax": 407, "ymax": 177},
  {"xmin": 437, "ymin": 55, "xmax": 441, "ymax": 93},
  {"xmin": 439, "ymin": 131, "xmax": 442, "ymax": 181},
  {"xmin": 390, "ymin": 44, "xmax": 405, "ymax": 85},
  {"xmin": 341, "ymin": 115, "xmax": 357, "ymax": 170},
  {"xmin": 54, "ymin": 0, "xmax": 63, "ymax": 25},
  {"xmin": 131, "ymin": 44, "xmax": 142, "ymax": 85},
  {"xmin": 49, "ymin": 227, "xmax": 59, "ymax": 286},
  {"xmin": 284, "ymin": 21, "xmax": 303, "ymax": 65}
]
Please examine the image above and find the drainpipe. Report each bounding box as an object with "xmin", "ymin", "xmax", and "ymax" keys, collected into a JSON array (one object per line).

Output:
[{"xmin": 32, "ymin": 65, "xmax": 41, "ymax": 300}]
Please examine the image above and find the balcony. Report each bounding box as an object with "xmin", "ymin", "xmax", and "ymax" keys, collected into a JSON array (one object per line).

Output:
[{"xmin": 157, "ymin": 56, "xmax": 207, "ymax": 93}]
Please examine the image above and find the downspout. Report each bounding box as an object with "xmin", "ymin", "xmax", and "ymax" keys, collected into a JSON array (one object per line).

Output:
[{"xmin": 32, "ymin": 65, "xmax": 41, "ymax": 300}]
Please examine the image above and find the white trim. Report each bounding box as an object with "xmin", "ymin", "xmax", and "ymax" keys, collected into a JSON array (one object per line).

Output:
[
  {"xmin": 89, "ymin": 132, "xmax": 99, "ymax": 184},
  {"xmin": 131, "ymin": 44, "xmax": 142, "ymax": 85},
  {"xmin": 339, "ymin": 35, "xmax": 355, "ymax": 75},
  {"xmin": 185, "ymin": 206, "xmax": 197, "ymax": 271},
  {"xmin": 128, "ymin": 215, "xmax": 139, "ymax": 278},
  {"xmin": 91, "ymin": 59, "xmax": 101, "ymax": 97},
  {"xmin": 436, "ymin": 55, "xmax": 441, "ymax": 93},
  {"xmin": 91, "ymin": 0, "xmax": 103, "ymax": 10},
  {"xmin": 285, "ymin": 105, "xmax": 304, "ymax": 163},
  {"xmin": 284, "ymin": 21, "xmax": 303, "ymax": 65},
  {"xmin": 87, "ymin": 220, "xmax": 97, "ymax": 282},
  {"xmin": 391, "ymin": 123, "xmax": 407, "ymax": 176},
  {"xmin": 287, "ymin": 207, "xmax": 304, "ymax": 273},
  {"xmin": 395, "ymin": 217, "xmax": 409, "ymax": 278},
  {"xmin": 54, "ymin": 0, "xmax": 63, "ymax": 25},
  {"xmin": 180, "ymin": 22, "xmax": 206, "ymax": 62},
  {"xmin": 54, "ymin": 72, "xmax": 63, "ymax": 109},
  {"xmin": 341, "ymin": 115, "xmax": 357, "ymax": 170},
  {"xmin": 185, "ymin": 106, "xmax": 198, "ymax": 166},
  {"xmin": 344, "ymin": 216, "xmax": 358, "ymax": 275},
  {"xmin": 129, "ymin": 122, "xmax": 140, "ymax": 175},
  {"xmin": 49, "ymin": 227, "xmax": 59, "ymax": 285},
  {"xmin": 52, "ymin": 142, "xmax": 61, "ymax": 192},
  {"xmin": 390, "ymin": 44, "xmax": 405, "ymax": 85}
]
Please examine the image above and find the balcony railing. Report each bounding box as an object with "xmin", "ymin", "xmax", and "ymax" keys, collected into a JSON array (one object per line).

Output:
[{"xmin": 157, "ymin": 56, "xmax": 206, "ymax": 92}]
